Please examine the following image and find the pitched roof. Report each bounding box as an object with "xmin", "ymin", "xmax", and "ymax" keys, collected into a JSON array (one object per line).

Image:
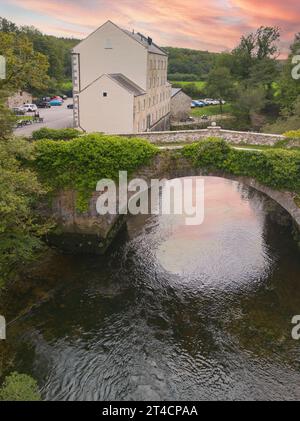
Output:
[
  {"xmin": 171, "ymin": 88, "xmax": 182, "ymax": 98},
  {"xmin": 72, "ymin": 20, "xmax": 167, "ymax": 56},
  {"xmin": 123, "ymin": 29, "xmax": 167, "ymax": 56},
  {"xmin": 108, "ymin": 74, "xmax": 146, "ymax": 97}
]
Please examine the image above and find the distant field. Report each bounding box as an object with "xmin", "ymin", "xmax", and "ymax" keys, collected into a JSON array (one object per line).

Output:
[
  {"xmin": 191, "ymin": 103, "xmax": 233, "ymax": 116},
  {"xmin": 172, "ymin": 81, "xmax": 206, "ymax": 90}
]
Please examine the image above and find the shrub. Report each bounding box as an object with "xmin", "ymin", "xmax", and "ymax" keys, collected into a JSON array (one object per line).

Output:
[
  {"xmin": 182, "ymin": 138, "xmax": 300, "ymax": 193},
  {"xmin": 284, "ymin": 130, "xmax": 300, "ymax": 140},
  {"xmin": 33, "ymin": 134, "xmax": 158, "ymax": 211},
  {"xmin": 0, "ymin": 138, "xmax": 48, "ymax": 287},
  {"xmin": 183, "ymin": 138, "xmax": 231, "ymax": 170},
  {"xmin": 0, "ymin": 372, "xmax": 41, "ymax": 401},
  {"xmin": 32, "ymin": 128, "xmax": 80, "ymax": 141},
  {"xmin": 0, "ymin": 93, "xmax": 16, "ymax": 139}
]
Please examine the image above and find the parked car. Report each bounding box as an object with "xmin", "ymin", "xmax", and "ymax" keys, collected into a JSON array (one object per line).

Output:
[
  {"xmin": 191, "ymin": 100, "xmax": 205, "ymax": 108},
  {"xmin": 12, "ymin": 107, "xmax": 26, "ymax": 115},
  {"xmin": 18, "ymin": 104, "xmax": 38, "ymax": 113},
  {"xmin": 202, "ymin": 98, "xmax": 214, "ymax": 105},
  {"xmin": 51, "ymin": 96, "xmax": 63, "ymax": 102},
  {"xmin": 49, "ymin": 99, "xmax": 63, "ymax": 106},
  {"xmin": 67, "ymin": 103, "xmax": 74, "ymax": 109},
  {"xmin": 35, "ymin": 100, "xmax": 51, "ymax": 108}
]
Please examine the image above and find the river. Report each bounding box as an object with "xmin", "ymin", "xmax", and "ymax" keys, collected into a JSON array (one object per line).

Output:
[{"xmin": 1, "ymin": 176, "xmax": 300, "ymax": 401}]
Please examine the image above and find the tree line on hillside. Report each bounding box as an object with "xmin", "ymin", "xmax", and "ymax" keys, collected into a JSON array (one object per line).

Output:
[
  {"xmin": 0, "ymin": 17, "xmax": 79, "ymax": 97},
  {"xmin": 164, "ymin": 47, "xmax": 218, "ymax": 81},
  {"xmin": 185, "ymin": 27, "xmax": 300, "ymax": 133}
]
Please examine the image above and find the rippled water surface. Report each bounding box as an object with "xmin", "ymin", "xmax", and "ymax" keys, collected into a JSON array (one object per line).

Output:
[{"xmin": 2, "ymin": 177, "xmax": 300, "ymax": 401}]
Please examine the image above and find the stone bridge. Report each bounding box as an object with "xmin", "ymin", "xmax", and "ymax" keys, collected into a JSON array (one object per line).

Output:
[{"xmin": 47, "ymin": 149, "xmax": 300, "ymax": 254}]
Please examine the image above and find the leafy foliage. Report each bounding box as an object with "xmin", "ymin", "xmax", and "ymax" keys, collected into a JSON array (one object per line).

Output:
[
  {"xmin": 0, "ymin": 17, "xmax": 78, "ymax": 94},
  {"xmin": 183, "ymin": 138, "xmax": 300, "ymax": 193},
  {"xmin": 33, "ymin": 134, "xmax": 159, "ymax": 211},
  {"xmin": 284, "ymin": 130, "xmax": 300, "ymax": 140},
  {"xmin": 0, "ymin": 138, "xmax": 48, "ymax": 287},
  {"xmin": 0, "ymin": 31, "xmax": 49, "ymax": 93},
  {"xmin": 0, "ymin": 94, "xmax": 16, "ymax": 139},
  {"xmin": 32, "ymin": 128, "xmax": 80, "ymax": 141},
  {"xmin": 165, "ymin": 47, "xmax": 217, "ymax": 80},
  {"xmin": 205, "ymin": 67, "xmax": 235, "ymax": 112},
  {"xmin": 0, "ymin": 372, "xmax": 41, "ymax": 401}
]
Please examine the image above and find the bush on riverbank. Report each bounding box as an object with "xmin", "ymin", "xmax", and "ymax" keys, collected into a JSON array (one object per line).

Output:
[
  {"xmin": 32, "ymin": 128, "xmax": 80, "ymax": 141},
  {"xmin": 0, "ymin": 372, "xmax": 41, "ymax": 401},
  {"xmin": 33, "ymin": 134, "xmax": 159, "ymax": 211},
  {"xmin": 0, "ymin": 138, "xmax": 49, "ymax": 288},
  {"xmin": 183, "ymin": 138, "xmax": 300, "ymax": 193}
]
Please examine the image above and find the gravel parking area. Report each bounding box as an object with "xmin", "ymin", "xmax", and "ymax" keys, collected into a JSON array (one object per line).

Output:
[{"xmin": 14, "ymin": 99, "xmax": 74, "ymax": 137}]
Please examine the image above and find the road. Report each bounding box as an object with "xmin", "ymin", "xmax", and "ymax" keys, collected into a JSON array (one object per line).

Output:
[{"xmin": 14, "ymin": 98, "xmax": 74, "ymax": 137}]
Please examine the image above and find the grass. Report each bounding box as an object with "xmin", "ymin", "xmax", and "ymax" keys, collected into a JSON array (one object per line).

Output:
[
  {"xmin": 172, "ymin": 81, "xmax": 206, "ymax": 90},
  {"xmin": 16, "ymin": 115, "xmax": 34, "ymax": 121},
  {"xmin": 191, "ymin": 103, "xmax": 233, "ymax": 116}
]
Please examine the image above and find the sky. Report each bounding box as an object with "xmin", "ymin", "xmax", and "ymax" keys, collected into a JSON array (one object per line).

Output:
[{"xmin": 0, "ymin": 0, "xmax": 299, "ymax": 55}]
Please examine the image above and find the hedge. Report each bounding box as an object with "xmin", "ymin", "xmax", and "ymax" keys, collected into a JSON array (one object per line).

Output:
[
  {"xmin": 33, "ymin": 133, "xmax": 158, "ymax": 211},
  {"xmin": 183, "ymin": 138, "xmax": 300, "ymax": 193},
  {"xmin": 32, "ymin": 128, "xmax": 80, "ymax": 141}
]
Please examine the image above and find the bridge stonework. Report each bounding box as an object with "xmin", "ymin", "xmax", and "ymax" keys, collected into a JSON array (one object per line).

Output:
[
  {"xmin": 118, "ymin": 126, "xmax": 285, "ymax": 146},
  {"xmin": 47, "ymin": 151, "xmax": 300, "ymax": 254}
]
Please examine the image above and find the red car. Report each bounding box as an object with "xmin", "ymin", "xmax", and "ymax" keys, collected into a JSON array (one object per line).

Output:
[{"xmin": 51, "ymin": 96, "xmax": 63, "ymax": 102}]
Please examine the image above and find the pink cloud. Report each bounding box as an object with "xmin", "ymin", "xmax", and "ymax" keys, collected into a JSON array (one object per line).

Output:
[{"xmin": 5, "ymin": 0, "xmax": 299, "ymax": 54}]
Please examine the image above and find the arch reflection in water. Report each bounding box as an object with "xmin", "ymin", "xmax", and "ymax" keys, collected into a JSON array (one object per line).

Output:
[{"xmin": 2, "ymin": 176, "xmax": 300, "ymax": 401}]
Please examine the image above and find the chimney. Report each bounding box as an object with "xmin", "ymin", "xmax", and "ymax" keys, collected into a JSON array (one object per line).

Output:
[{"xmin": 148, "ymin": 37, "xmax": 152, "ymax": 45}]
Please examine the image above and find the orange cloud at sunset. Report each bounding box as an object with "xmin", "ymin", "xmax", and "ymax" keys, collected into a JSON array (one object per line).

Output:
[{"xmin": 2, "ymin": 0, "xmax": 299, "ymax": 54}]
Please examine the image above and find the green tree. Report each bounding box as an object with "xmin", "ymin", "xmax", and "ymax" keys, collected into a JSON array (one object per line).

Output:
[
  {"xmin": 205, "ymin": 66, "xmax": 235, "ymax": 112},
  {"xmin": 276, "ymin": 33, "xmax": 300, "ymax": 111},
  {"xmin": 0, "ymin": 93, "xmax": 15, "ymax": 139},
  {"xmin": 232, "ymin": 26, "xmax": 280, "ymax": 81},
  {"xmin": 232, "ymin": 86, "xmax": 267, "ymax": 130},
  {"xmin": 0, "ymin": 31, "xmax": 49, "ymax": 93},
  {"xmin": 0, "ymin": 372, "xmax": 41, "ymax": 401},
  {"xmin": 0, "ymin": 138, "xmax": 49, "ymax": 287}
]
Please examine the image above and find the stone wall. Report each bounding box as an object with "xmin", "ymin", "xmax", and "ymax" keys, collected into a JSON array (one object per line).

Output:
[
  {"xmin": 120, "ymin": 125, "xmax": 284, "ymax": 146},
  {"xmin": 171, "ymin": 90, "xmax": 192, "ymax": 121},
  {"xmin": 149, "ymin": 113, "xmax": 171, "ymax": 132},
  {"xmin": 7, "ymin": 91, "xmax": 33, "ymax": 108}
]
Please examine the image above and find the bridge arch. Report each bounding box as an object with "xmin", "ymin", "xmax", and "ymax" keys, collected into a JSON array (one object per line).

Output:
[{"xmin": 49, "ymin": 151, "xmax": 300, "ymax": 254}]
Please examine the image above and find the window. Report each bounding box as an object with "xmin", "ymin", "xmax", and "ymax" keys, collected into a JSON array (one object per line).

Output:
[
  {"xmin": 105, "ymin": 38, "xmax": 113, "ymax": 49},
  {"xmin": 103, "ymin": 92, "xmax": 108, "ymax": 97}
]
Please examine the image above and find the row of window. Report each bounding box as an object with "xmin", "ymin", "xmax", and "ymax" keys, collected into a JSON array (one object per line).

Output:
[
  {"xmin": 137, "ymin": 105, "xmax": 170, "ymax": 131},
  {"xmin": 149, "ymin": 75, "xmax": 167, "ymax": 89},
  {"xmin": 135, "ymin": 91, "xmax": 170, "ymax": 113},
  {"xmin": 150, "ymin": 58, "xmax": 167, "ymax": 70}
]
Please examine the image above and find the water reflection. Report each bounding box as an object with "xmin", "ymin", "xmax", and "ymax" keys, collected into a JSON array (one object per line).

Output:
[{"xmin": 1, "ymin": 177, "xmax": 300, "ymax": 401}]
